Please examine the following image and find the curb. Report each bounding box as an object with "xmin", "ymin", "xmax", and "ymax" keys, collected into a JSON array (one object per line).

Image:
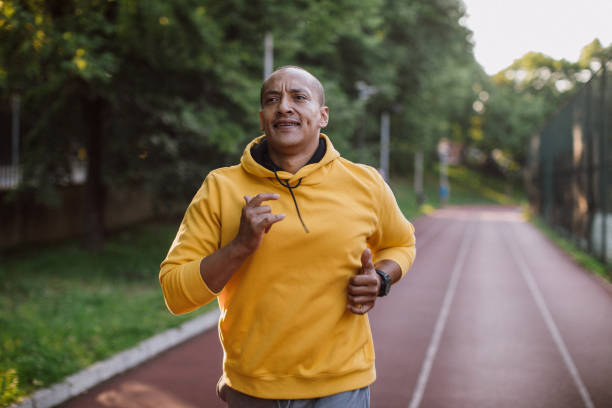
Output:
[{"xmin": 10, "ymin": 309, "xmax": 220, "ymax": 408}]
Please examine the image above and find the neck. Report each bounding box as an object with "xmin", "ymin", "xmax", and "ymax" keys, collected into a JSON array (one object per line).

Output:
[{"xmin": 267, "ymin": 137, "xmax": 320, "ymax": 174}]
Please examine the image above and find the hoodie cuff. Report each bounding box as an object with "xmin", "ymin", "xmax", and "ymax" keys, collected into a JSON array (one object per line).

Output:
[
  {"xmin": 182, "ymin": 258, "xmax": 220, "ymax": 304},
  {"xmin": 374, "ymin": 247, "xmax": 416, "ymax": 278}
]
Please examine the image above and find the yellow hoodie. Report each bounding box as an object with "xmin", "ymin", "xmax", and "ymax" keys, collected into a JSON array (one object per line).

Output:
[{"xmin": 160, "ymin": 134, "xmax": 416, "ymax": 399}]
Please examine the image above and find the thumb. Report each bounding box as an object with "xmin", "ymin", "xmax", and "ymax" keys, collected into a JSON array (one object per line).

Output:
[{"xmin": 360, "ymin": 248, "xmax": 374, "ymax": 274}]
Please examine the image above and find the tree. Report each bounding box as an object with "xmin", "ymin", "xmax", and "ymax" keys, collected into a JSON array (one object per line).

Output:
[
  {"xmin": 1, "ymin": 0, "xmax": 257, "ymax": 248},
  {"xmin": 476, "ymin": 39, "xmax": 611, "ymax": 170},
  {"xmin": 1, "ymin": 0, "xmax": 483, "ymax": 247}
]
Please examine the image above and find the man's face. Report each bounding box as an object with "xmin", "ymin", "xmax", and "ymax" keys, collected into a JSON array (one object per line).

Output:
[{"xmin": 259, "ymin": 68, "xmax": 329, "ymax": 154}]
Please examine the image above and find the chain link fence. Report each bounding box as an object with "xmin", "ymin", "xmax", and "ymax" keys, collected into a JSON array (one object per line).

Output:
[{"xmin": 526, "ymin": 65, "xmax": 611, "ymax": 267}]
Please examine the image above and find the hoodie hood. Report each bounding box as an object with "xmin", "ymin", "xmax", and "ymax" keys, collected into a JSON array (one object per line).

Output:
[{"xmin": 240, "ymin": 133, "xmax": 340, "ymax": 186}]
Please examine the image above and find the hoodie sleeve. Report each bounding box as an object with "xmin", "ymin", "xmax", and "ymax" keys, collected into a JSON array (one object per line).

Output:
[
  {"xmin": 159, "ymin": 173, "xmax": 222, "ymax": 315},
  {"xmin": 368, "ymin": 173, "xmax": 416, "ymax": 279}
]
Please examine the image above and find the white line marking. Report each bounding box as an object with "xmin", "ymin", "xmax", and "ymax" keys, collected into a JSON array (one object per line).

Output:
[
  {"xmin": 503, "ymin": 227, "xmax": 595, "ymax": 408},
  {"xmin": 408, "ymin": 223, "xmax": 476, "ymax": 408}
]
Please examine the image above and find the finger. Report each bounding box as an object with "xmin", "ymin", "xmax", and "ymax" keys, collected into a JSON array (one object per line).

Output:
[
  {"xmin": 360, "ymin": 248, "xmax": 374, "ymax": 275},
  {"xmin": 349, "ymin": 274, "xmax": 379, "ymax": 286},
  {"xmin": 361, "ymin": 248, "xmax": 372, "ymax": 266},
  {"xmin": 264, "ymin": 214, "xmax": 285, "ymax": 234},
  {"xmin": 244, "ymin": 195, "xmax": 252, "ymax": 205},
  {"xmin": 347, "ymin": 302, "xmax": 374, "ymax": 315},
  {"xmin": 348, "ymin": 294, "xmax": 377, "ymax": 305},
  {"xmin": 347, "ymin": 284, "xmax": 378, "ymax": 296},
  {"xmin": 256, "ymin": 213, "xmax": 286, "ymax": 231},
  {"xmin": 248, "ymin": 205, "xmax": 272, "ymax": 215},
  {"xmin": 249, "ymin": 193, "xmax": 280, "ymax": 207}
]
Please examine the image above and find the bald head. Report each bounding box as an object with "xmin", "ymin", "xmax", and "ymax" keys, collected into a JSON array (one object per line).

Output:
[{"xmin": 260, "ymin": 66, "xmax": 325, "ymax": 107}]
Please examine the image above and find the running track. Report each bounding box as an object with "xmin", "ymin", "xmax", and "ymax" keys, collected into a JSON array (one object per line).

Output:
[{"xmin": 60, "ymin": 206, "xmax": 612, "ymax": 407}]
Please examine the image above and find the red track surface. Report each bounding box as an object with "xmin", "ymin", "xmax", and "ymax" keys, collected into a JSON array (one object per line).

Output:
[{"xmin": 60, "ymin": 206, "xmax": 612, "ymax": 408}]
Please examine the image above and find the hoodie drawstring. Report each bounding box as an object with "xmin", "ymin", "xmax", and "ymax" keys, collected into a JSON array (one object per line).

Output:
[{"xmin": 274, "ymin": 170, "xmax": 309, "ymax": 233}]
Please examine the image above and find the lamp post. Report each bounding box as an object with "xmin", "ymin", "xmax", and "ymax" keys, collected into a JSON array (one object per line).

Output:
[
  {"xmin": 355, "ymin": 81, "xmax": 377, "ymax": 163},
  {"xmin": 380, "ymin": 111, "xmax": 390, "ymax": 182},
  {"xmin": 11, "ymin": 93, "xmax": 21, "ymax": 188},
  {"xmin": 264, "ymin": 32, "xmax": 273, "ymax": 79},
  {"xmin": 11, "ymin": 93, "xmax": 20, "ymax": 168}
]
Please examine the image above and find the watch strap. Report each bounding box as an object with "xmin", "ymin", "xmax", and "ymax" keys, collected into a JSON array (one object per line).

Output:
[{"xmin": 375, "ymin": 269, "xmax": 391, "ymax": 297}]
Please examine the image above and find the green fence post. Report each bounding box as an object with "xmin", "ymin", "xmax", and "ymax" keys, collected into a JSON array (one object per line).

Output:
[{"xmin": 586, "ymin": 81, "xmax": 594, "ymax": 253}]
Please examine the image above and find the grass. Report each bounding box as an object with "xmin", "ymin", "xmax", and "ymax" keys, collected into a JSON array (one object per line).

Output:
[
  {"xmin": 0, "ymin": 164, "xmax": 524, "ymax": 405},
  {"xmin": 527, "ymin": 212, "xmax": 611, "ymax": 283},
  {"xmin": 0, "ymin": 221, "xmax": 215, "ymax": 406},
  {"xmin": 391, "ymin": 165, "xmax": 526, "ymax": 220}
]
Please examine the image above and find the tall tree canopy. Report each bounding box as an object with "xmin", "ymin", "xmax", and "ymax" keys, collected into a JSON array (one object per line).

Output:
[{"xmin": 8, "ymin": 1, "xmax": 605, "ymax": 245}]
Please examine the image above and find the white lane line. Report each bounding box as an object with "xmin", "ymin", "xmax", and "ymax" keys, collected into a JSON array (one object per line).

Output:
[
  {"xmin": 408, "ymin": 223, "xmax": 476, "ymax": 408},
  {"xmin": 503, "ymin": 226, "xmax": 595, "ymax": 408}
]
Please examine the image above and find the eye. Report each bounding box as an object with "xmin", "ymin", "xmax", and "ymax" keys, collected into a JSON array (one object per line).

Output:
[{"xmin": 295, "ymin": 94, "xmax": 307, "ymax": 101}]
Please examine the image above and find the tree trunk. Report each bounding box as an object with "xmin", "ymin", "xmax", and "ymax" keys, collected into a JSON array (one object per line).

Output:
[{"xmin": 83, "ymin": 96, "xmax": 106, "ymax": 251}]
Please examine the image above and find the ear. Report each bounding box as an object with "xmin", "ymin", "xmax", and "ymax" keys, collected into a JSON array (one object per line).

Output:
[
  {"xmin": 259, "ymin": 110, "xmax": 264, "ymax": 131},
  {"xmin": 319, "ymin": 106, "xmax": 329, "ymax": 129}
]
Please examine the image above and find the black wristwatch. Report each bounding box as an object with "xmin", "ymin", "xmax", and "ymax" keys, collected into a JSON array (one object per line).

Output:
[{"xmin": 375, "ymin": 269, "xmax": 392, "ymax": 297}]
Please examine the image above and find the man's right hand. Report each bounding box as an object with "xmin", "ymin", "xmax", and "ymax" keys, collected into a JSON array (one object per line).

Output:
[
  {"xmin": 232, "ymin": 193, "xmax": 285, "ymax": 255},
  {"xmin": 200, "ymin": 193, "xmax": 284, "ymax": 293}
]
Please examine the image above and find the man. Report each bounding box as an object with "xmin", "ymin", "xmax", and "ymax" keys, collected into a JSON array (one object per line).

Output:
[{"xmin": 160, "ymin": 66, "xmax": 416, "ymax": 407}]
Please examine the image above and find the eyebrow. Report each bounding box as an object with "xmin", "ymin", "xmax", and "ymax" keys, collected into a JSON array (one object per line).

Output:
[
  {"xmin": 263, "ymin": 88, "xmax": 311, "ymax": 96},
  {"xmin": 289, "ymin": 88, "xmax": 310, "ymax": 95}
]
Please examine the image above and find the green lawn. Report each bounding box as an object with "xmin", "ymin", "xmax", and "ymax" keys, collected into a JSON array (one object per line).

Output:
[
  {"xmin": 0, "ymin": 165, "xmax": 523, "ymax": 406},
  {"xmin": 392, "ymin": 165, "xmax": 525, "ymax": 220},
  {"xmin": 0, "ymin": 222, "xmax": 214, "ymax": 406},
  {"xmin": 527, "ymin": 215, "xmax": 611, "ymax": 283}
]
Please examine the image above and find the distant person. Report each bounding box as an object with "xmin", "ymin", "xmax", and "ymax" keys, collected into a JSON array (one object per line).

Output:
[{"xmin": 160, "ymin": 66, "xmax": 416, "ymax": 407}]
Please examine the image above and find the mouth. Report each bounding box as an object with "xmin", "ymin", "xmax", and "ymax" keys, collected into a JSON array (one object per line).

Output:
[{"xmin": 273, "ymin": 120, "xmax": 301, "ymax": 129}]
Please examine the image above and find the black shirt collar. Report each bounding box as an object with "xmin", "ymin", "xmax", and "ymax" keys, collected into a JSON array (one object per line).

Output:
[{"xmin": 250, "ymin": 137, "xmax": 327, "ymax": 172}]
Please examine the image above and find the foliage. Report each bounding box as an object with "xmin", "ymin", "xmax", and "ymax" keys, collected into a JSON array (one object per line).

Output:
[
  {"xmin": 0, "ymin": 368, "xmax": 20, "ymax": 407},
  {"xmin": 0, "ymin": 0, "xmax": 479, "ymax": 205},
  {"xmin": 528, "ymin": 213, "xmax": 611, "ymax": 283},
  {"xmin": 473, "ymin": 40, "xmax": 612, "ymax": 169},
  {"xmin": 3, "ymin": 0, "xmax": 607, "ymax": 246}
]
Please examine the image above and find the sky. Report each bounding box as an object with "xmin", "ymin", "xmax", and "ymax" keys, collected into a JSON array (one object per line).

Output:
[{"xmin": 460, "ymin": 0, "xmax": 612, "ymax": 75}]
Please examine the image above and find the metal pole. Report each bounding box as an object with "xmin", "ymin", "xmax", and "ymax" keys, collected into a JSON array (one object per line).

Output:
[
  {"xmin": 585, "ymin": 80, "xmax": 594, "ymax": 253},
  {"xmin": 414, "ymin": 151, "xmax": 424, "ymax": 204},
  {"xmin": 264, "ymin": 32, "xmax": 273, "ymax": 79},
  {"xmin": 380, "ymin": 111, "xmax": 390, "ymax": 182}
]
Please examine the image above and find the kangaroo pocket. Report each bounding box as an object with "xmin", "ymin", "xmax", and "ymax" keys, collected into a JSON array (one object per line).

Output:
[{"xmin": 224, "ymin": 310, "xmax": 374, "ymax": 380}]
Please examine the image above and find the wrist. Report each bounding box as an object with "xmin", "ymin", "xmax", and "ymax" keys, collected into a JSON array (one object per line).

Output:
[
  {"xmin": 228, "ymin": 239, "xmax": 254, "ymax": 260},
  {"xmin": 375, "ymin": 269, "xmax": 392, "ymax": 297}
]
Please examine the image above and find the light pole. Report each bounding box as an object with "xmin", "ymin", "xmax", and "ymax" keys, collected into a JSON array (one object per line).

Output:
[
  {"xmin": 355, "ymin": 81, "xmax": 377, "ymax": 163},
  {"xmin": 264, "ymin": 32, "xmax": 273, "ymax": 79},
  {"xmin": 11, "ymin": 93, "xmax": 20, "ymax": 168},
  {"xmin": 11, "ymin": 93, "xmax": 21, "ymax": 188},
  {"xmin": 379, "ymin": 111, "xmax": 390, "ymax": 182}
]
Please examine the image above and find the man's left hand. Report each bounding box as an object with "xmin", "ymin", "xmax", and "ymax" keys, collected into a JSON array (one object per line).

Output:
[{"xmin": 347, "ymin": 248, "xmax": 380, "ymax": 314}]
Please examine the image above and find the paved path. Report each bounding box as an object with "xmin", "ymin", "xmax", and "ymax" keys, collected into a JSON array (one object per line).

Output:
[{"xmin": 60, "ymin": 206, "xmax": 612, "ymax": 407}]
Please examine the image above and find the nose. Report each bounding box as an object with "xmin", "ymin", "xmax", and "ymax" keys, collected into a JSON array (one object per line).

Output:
[{"xmin": 277, "ymin": 94, "xmax": 293, "ymax": 113}]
